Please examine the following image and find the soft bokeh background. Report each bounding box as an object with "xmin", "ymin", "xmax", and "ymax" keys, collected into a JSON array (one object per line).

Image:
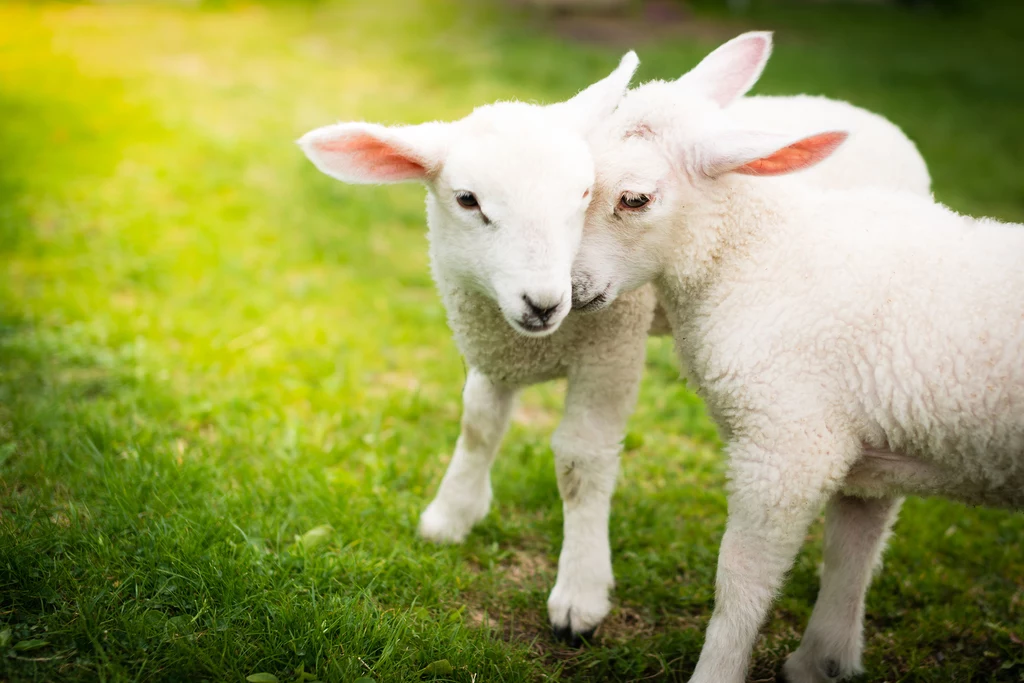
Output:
[{"xmin": 1, "ymin": 1, "xmax": 1022, "ymax": 681}]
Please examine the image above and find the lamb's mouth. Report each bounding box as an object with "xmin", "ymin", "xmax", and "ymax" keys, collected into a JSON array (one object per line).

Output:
[
  {"xmin": 509, "ymin": 318, "xmax": 559, "ymax": 338},
  {"xmin": 571, "ymin": 287, "xmax": 610, "ymax": 312}
]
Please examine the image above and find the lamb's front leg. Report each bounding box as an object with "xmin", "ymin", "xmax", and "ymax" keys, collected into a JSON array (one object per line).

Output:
[
  {"xmin": 783, "ymin": 494, "xmax": 902, "ymax": 683},
  {"xmin": 547, "ymin": 361, "xmax": 642, "ymax": 646},
  {"xmin": 419, "ymin": 369, "xmax": 516, "ymax": 543},
  {"xmin": 689, "ymin": 435, "xmax": 854, "ymax": 683}
]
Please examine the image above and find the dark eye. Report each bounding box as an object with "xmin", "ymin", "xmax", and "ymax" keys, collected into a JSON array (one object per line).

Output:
[
  {"xmin": 619, "ymin": 192, "xmax": 651, "ymax": 210},
  {"xmin": 456, "ymin": 191, "xmax": 478, "ymax": 209}
]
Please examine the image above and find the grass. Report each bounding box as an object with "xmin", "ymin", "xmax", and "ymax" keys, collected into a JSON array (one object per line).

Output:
[{"xmin": 0, "ymin": 0, "xmax": 1022, "ymax": 681}]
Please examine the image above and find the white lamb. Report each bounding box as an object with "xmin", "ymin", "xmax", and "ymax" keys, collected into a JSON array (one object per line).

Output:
[
  {"xmin": 299, "ymin": 57, "xmax": 654, "ymax": 645},
  {"xmin": 297, "ymin": 34, "xmax": 931, "ymax": 644},
  {"xmin": 571, "ymin": 33, "xmax": 1023, "ymax": 683}
]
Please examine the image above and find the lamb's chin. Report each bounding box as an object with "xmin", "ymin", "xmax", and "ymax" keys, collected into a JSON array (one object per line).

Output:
[{"xmin": 571, "ymin": 291, "xmax": 612, "ymax": 313}]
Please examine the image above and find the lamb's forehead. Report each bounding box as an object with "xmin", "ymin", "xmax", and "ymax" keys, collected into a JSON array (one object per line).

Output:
[
  {"xmin": 593, "ymin": 135, "xmax": 672, "ymax": 194},
  {"xmin": 587, "ymin": 81, "xmax": 722, "ymax": 192},
  {"xmin": 603, "ymin": 80, "xmax": 721, "ymax": 142},
  {"xmin": 463, "ymin": 100, "xmax": 551, "ymax": 128},
  {"xmin": 444, "ymin": 101, "xmax": 595, "ymax": 193}
]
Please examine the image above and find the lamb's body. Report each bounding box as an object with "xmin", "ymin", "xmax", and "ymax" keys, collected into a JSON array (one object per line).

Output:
[
  {"xmin": 662, "ymin": 182, "xmax": 1024, "ymax": 509},
  {"xmin": 647, "ymin": 177, "xmax": 1024, "ymax": 683},
  {"xmin": 420, "ymin": 217, "xmax": 658, "ymax": 643}
]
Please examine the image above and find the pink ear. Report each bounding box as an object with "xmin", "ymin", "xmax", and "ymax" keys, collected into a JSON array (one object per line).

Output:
[
  {"xmin": 297, "ymin": 122, "xmax": 446, "ymax": 185},
  {"xmin": 551, "ymin": 51, "xmax": 639, "ymax": 135},
  {"xmin": 678, "ymin": 31, "xmax": 773, "ymax": 107},
  {"xmin": 314, "ymin": 133, "xmax": 427, "ymax": 182},
  {"xmin": 734, "ymin": 131, "xmax": 848, "ymax": 176}
]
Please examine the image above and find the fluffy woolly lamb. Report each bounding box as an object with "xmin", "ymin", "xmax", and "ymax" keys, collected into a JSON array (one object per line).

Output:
[
  {"xmin": 298, "ymin": 57, "xmax": 654, "ymax": 643},
  {"xmin": 297, "ymin": 33, "xmax": 931, "ymax": 644},
  {"xmin": 572, "ymin": 33, "xmax": 1022, "ymax": 683}
]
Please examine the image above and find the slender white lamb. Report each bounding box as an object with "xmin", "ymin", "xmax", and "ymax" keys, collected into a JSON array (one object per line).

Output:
[
  {"xmin": 297, "ymin": 35, "xmax": 932, "ymax": 645},
  {"xmin": 571, "ymin": 34, "xmax": 1023, "ymax": 683},
  {"xmin": 298, "ymin": 57, "xmax": 656, "ymax": 645}
]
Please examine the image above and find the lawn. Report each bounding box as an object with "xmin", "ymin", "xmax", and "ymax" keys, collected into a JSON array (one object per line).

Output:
[{"xmin": 0, "ymin": 1, "xmax": 1022, "ymax": 681}]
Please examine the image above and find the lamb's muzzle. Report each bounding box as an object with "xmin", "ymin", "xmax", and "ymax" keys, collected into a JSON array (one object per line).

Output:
[
  {"xmin": 570, "ymin": 274, "xmax": 611, "ymax": 312},
  {"xmin": 516, "ymin": 292, "xmax": 567, "ymax": 335}
]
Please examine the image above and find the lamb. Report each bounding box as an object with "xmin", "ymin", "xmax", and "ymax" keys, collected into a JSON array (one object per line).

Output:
[
  {"xmin": 298, "ymin": 57, "xmax": 656, "ymax": 644},
  {"xmin": 571, "ymin": 33, "xmax": 1023, "ymax": 683},
  {"xmin": 296, "ymin": 34, "xmax": 932, "ymax": 645}
]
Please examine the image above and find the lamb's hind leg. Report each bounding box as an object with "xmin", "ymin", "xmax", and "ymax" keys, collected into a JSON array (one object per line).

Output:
[
  {"xmin": 419, "ymin": 369, "xmax": 516, "ymax": 543},
  {"xmin": 783, "ymin": 495, "xmax": 902, "ymax": 683},
  {"xmin": 547, "ymin": 357, "xmax": 644, "ymax": 646}
]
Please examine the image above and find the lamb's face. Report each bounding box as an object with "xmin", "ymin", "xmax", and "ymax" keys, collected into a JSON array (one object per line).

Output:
[
  {"xmin": 298, "ymin": 52, "xmax": 639, "ymax": 337},
  {"xmin": 572, "ymin": 85, "xmax": 849, "ymax": 312},
  {"xmin": 572, "ymin": 30, "xmax": 778, "ymax": 310},
  {"xmin": 572, "ymin": 85, "xmax": 719, "ymax": 311},
  {"xmin": 571, "ymin": 138, "xmax": 675, "ymax": 311},
  {"xmin": 425, "ymin": 104, "xmax": 596, "ymax": 336}
]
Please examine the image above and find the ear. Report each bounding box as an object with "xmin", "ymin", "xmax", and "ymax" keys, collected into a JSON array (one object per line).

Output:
[
  {"xmin": 297, "ymin": 121, "xmax": 449, "ymax": 184},
  {"xmin": 698, "ymin": 130, "xmax": 848, "ymax": 178},
  {"xmin": 676, "ymin": 31, "xmax": 772, "ymax": 107},
  {"xmin": 550, "ymin": 51, "xmax": 639, "ymax": 134}
]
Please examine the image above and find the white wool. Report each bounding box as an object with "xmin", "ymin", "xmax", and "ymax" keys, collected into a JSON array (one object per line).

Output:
[{"xmin": 573, "ymin": 36, "xmax": 1019, "ymax": 683}]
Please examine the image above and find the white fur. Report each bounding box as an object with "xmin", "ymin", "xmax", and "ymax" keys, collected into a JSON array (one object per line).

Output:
[
  {"xmin": 299, "ymin": 34, "xmax": 933, "ymax": 644},
  {"xmin": 573, "ymin": 34, "xmax": 1020, "ymax": 683}
]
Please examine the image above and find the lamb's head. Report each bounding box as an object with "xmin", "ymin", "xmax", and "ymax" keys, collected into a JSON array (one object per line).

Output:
[
  {"xmin": 299, "ymin": 52, "xmax": 638, "ymax": 337},
  {"xmin": 572, "ymin": 31, "xmax": 846, "ymax": 311}
]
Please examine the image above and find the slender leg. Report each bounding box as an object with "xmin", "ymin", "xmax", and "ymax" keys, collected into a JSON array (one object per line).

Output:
[
  {"xmin": 783, "ymin": 495, "xmax": 903, "ymax": 682},
  {"xmin": 547, "ymin": 356, "xmax": 644, "ymax": 645},
  {"xmin": 688, "ymin": 433, "xmax": 856, "ymax": 683},
  {"xmin": 418, "ymin": 368, "xmax": 517, "ymax": 543}
]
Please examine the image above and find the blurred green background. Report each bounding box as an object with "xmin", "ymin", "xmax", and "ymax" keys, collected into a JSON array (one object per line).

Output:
[{"xmin": 0, "ymin": 1, "xmax": 1022, "ymax": 681}]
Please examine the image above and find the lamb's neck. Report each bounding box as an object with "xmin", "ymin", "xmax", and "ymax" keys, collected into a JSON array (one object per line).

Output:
[{"xmin": 657, "ymin": 176, "xmax": 801, "ymax": 305}]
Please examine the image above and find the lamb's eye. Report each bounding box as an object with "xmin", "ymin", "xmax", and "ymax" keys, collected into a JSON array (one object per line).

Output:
[
  {"xmin": 455, "ymin": 191, "xmax": 479, "ymax": 209},
  {"xmin": 619, "ymin": 192, "xmax": 651, "ymax": 210}
]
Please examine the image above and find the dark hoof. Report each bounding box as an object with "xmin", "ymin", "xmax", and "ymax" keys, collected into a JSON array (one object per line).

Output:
[
  {"xmin": 778, "ymin": 657, "xmax": 843, "ymax": 682},
  {"xmin": 551, "ymin": 622, "xmax": 596, "ymax": 648},
  {"xmin": 824, "ymin": 658, "xmax": 841, "ymax": 679}
]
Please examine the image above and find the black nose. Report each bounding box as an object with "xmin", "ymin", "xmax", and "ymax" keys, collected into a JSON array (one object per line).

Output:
[{"xmin": 523, "ymin": 295, "xmax": 560, "ymax": 323}]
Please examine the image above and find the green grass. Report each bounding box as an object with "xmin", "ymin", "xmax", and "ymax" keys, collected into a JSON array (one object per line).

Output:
[{"xmin": 0, "ymin": 1, "xmax": 1022, "ymax": 681}]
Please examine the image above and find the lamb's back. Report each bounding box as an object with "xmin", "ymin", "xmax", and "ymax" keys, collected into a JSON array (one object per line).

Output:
[{"xmin": 730, "ymin": 95, "xmax": 931, "ymax": 197}]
